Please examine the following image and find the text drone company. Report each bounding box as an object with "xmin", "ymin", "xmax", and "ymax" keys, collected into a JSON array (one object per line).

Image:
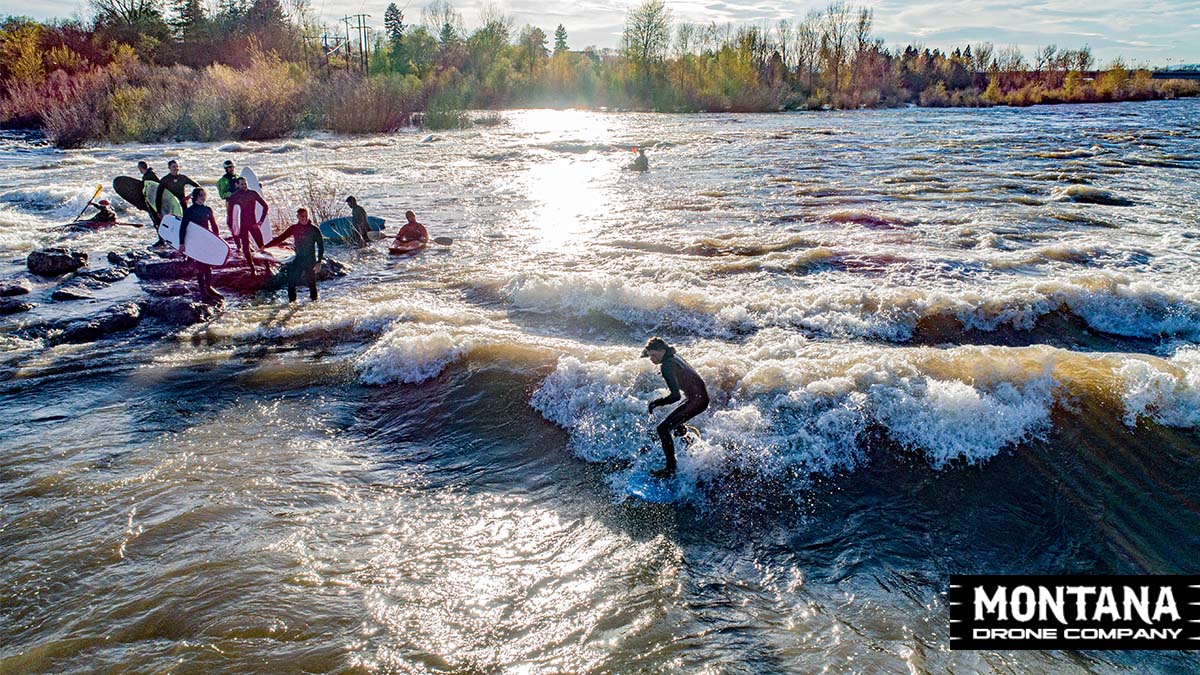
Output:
[{"xmin": 949, "ymin": 575, "xmax": 1200, "ymax": 650}]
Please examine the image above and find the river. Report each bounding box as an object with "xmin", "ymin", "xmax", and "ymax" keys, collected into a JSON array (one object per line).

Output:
[{"xmin": 1, "ymin": 102, "xmax": 1199, "ymax": 674}]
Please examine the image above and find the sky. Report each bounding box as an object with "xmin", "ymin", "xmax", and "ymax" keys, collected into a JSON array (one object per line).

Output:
[{"xmin": 7, "ymin": 0, "xmax": 1199, "ymax": 66}]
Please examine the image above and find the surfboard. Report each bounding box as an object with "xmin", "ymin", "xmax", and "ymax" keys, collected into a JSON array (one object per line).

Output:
[
  {"xmin": 250, "ymin": 246, "xmax": 296, "ymax": 265},
  {"xmin": 158, "ymin": 214, "xmax": 232, "ymax": 266},
  {"xmin": 113, "ymin": 176, "xmax": 147, "ymax": 211},
  {"xmin": 239, "ymin": 167, "xmax": 271, "ymax": 243},
  {"xmin": 626, "ymin": 473, "xmax": 677, "ymax": 503},
  {"xmin": 142, "ymin": 180, "xmax": 182, "ymax": 217},
  {"xmin": 625, "ymin": 425, "xmax": 700, "ymax": 503},
  {"xmin": 320, "ymin": 215, "xmax": 386, "ymax": 243}
]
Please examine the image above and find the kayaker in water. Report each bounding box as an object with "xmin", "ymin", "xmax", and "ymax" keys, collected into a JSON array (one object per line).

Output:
[
  {"xmin": 178, "ymin": 188, "xmax": 224, "ymax": 303},
  {"xmin": 266, "ymin": 208, "xmax": 325, "ymax": 302},
  {"xmin": 390, "ymin": 210, "xmax": 428, "ymax": 249},
  {"xmin": 642, "ymin": 337, "xmax": 709, "ymax": 479},
  {"xmin": 156, "ymin": 159, "xmax": 199, "ymax": 214},
  {"xmin": 346, "ymin": 196, "xmax": 370, "ymax": 246},
  {"xmin": 85, "ymin": 199, "xmax": 117, "ymax": 223},
  {"xmin": 630, "ymin": 147, "xmax": 648, "ymax": 172},
  {"xmin": 227, "ymin": 176, "xmax": 270, "ymax": 275},
  {"xmin": 216, "ymin": 159, "xmax": 238, "ymax": 201}
]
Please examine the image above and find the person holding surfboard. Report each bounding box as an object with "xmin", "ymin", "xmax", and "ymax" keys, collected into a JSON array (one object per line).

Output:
[
  {"xmin": 138, "ymin": 161, "xmax": 159, "ymax": 184},
  {"xmin": 227, "ymin": 176, "xmax": 270, "ymax": 275},
  {"xmin": 266, "ymin": 208, "xmax": 325, "ymax": 302},
  {"xmin": 178, "ymin": 188, "xmax": 224, "ymax": 303},
  {"xmin": 642, "ymin": 337, "xmax": 709, "ymax": 479},
  {"xmin": 346, "ymin": 196, "xmax": 371, "ymax": 247},
  {"xmin": 156, "ymin": 160, "xmax": 199, "ymax": 215},
  {"xmin": 216, "ymin": 160, "xmax": 238, "ymax": 200}
]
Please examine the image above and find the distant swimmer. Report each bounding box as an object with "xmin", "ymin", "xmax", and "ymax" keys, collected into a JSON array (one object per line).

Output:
[
  {"xmin": 216, "ymin": 159, "xmax": 238, "ymax": 201},
  {"xmin": 85, "ymin": 199, "xmax": 116, "ymax": 223},
  {"xmin": 178, "ymin": 187, "xmax": 224, "ymax": 303},
  {"xmin": 630, "ymin": 147, "xmax": 648, "ymax": 172},
  {"xmin": 227, "ymin": 176, "xmax": 269, "ymax": 275},
  {"xmin": 642, "ymin": 337, "xmax": 709, "ymax": 479},
  {"xmin": 266, "ymin": 207, "xmax": 325, "ymax": 302},
  {"xmin": 345, "ymin": 196, "xmax": 370, "ymax": 247}
]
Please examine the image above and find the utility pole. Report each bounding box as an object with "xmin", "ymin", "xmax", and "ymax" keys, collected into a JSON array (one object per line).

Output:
[{"xmin": 341, "ymin": 14, "xmax": 371, "ymax": 73}]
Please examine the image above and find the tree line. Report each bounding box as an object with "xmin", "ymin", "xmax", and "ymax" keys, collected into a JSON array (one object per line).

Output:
[{"xmin": 0, "ymin": 0, "xmax": 1195, "ymax": 146}]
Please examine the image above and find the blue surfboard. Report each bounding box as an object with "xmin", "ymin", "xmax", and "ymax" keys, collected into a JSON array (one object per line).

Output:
[{"xmin": 626, "ymin": 473, "xmax": 678, "ymax": 503}]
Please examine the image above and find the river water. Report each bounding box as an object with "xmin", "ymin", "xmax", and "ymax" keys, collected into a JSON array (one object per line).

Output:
[{"xmin": 1, "ymin": 102, "xmax": 1199, "ymax": 674}]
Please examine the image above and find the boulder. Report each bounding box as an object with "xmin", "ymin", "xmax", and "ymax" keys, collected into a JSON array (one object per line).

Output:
[
  {"xmin": 145, "ymin": 296, "xmax": 219, "ymax": 325},
  {"xmin": 51, "ymin": 285, "xmax": 96, "ymax": 301},
  {"xmin": 142, "ymin": 281, "xmax": 195, "ymax": 298},
  {"xmin": 0, "ymin": 298, "xmax": 34, "ymax": 315},
  {"xmin": 57, "ymin": 302, "xmax": 141, "ymax": 343},
  {"xmin": 0, "ymin": 278, "xmax": 32, "ymax": 297},
  {"xmin": 135, "ymin": 259, "xmax": 198, "ymax": 281},
  {"xmin": 27, "ymin": 248, "xmax": 87, "ymax": 277},
  {"xmin": 107, "ymin": 249, "xmax": 155, "ymax": 268},
  {"xmin": 80, "ymin": 267, "xmax": 131, "ymax": 283}
]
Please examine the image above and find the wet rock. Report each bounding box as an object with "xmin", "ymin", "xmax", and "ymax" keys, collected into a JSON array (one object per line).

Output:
[
  {"xmin": 107, "ymin": 249, "xmax": 156, "ymax": 267},
  {"xmin": 79, "ymin": 267, "xmax": 131, "ymax": 284},
  {"xmin": 0, "ymin": 278, "xmax": 32, "ymax": 296},
  {"xmin": 58, "ymin": 302, "xmax": 141, "ymax": 344},
  {"xmin": 135, "ymin": 259, "xmax": 198, "ymax": 281},
  {"xmin": 27, "ymin": 247, "xmax": 87, "ymax": 277},
  {"xmin": 145, "ymin": 296, "xmax": 219, "ymax": 325},
  {"xmin": 0, "ymin": 298, "xmax": 35, "ymax": 314},
  {"xmin": 316, "ymin": 257, "xmax": 349, "ymax": 280},
  {"xmin": 212, "ymin": 267, "xmax": 282, "ymax": 293},
  {"xmin": 142, "ymin": 281, "xmax": 195, "ymax": 297},
  {"xmin": 51, "ymin": 285, "xmax": 96, "ymax": 301}
]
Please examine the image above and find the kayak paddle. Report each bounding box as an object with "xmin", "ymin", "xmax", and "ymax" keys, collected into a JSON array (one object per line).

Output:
[{"xmin": 71, "ymin": 184, "xmax": 103, "ymax": 223}]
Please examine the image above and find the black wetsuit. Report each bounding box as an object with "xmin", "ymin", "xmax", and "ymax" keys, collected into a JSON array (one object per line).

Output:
[
  {"xmin": 650, "ymin": 349, "xmax": 709, "ymax": 475},
  {"xmin": 88, "ymin": 204, "xmax": 117, "ymax": 223},
  {"xmin": 267, "ymin": 223, "xmax": 324, "ymax": 301},
  {"xmin": 350, "ymin": 204, "xmax": 370, "ymax": 246},
  {"xmin": 141, "ymin": 168, "xmax": 161, "ymax": 228},
  {"xmin": 157, "ymin": 172, "xmax": 199, "ymax": 214},
  {"xmin": 179, "ymin": 203, "xmax": 222, "ymax": 301}
]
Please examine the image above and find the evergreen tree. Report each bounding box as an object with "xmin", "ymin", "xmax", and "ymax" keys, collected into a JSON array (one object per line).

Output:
[
  {"xmin": 168, "ymin": 0, "xmax": 206, "ymax": 39},
  {"xmin": 384, "ymin": 3, "xmax": 404, "ymax": 43},
  {"xmin": 553, "ymin": 23, "xmax": 567, "ymax": 54}
]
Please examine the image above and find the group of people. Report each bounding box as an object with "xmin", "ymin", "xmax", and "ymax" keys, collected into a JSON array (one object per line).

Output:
[
  {"xmin": 89, "ymin": 153, "xmax": 698, "ymax": 481},
  {"xmin": 100, "ymin": 158, "xmax": 431, "ymax": 305}
]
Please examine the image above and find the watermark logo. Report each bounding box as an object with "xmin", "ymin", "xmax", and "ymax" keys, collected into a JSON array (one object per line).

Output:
[{"xmin": 949, "ymin": 575, "xmax": 1200, "ymax": 650}]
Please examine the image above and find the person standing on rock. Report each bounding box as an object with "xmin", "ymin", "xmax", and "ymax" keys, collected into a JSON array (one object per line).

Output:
[
  {"xmin": 178, "ymin": 188, "xmax": 224, "ymax": 304},
  {"xmin": 266, "ymin": 208, "xmax": 324, "ymax": 303},
  {"xmin": 226, "ymin": 176, "xmax": 270, "ymax": 276},
  {"xmin": 216, "ymin": 159, "xmax": 238, "ymax": 201},
  {"xmin": 156, "ymin": 160, "xmax": 199, "ymax": 214}
]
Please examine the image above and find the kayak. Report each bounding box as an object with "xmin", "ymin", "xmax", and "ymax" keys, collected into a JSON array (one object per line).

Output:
[
  {"xmin": 66, "ymin": 221, "xmax": 141, "ymax": 230},
  {"xmin": 389, "ymin": 240, "xmax": 426, "ymax": 255},
  {"xmin": 321, "ymin": 215, "xmax": 386, "ymax": 242}
]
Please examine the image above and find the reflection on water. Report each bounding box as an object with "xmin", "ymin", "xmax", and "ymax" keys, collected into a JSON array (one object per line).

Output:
[{"xmin": 2, "ymin": 102, "xmax": 1199, "ymax": 674}]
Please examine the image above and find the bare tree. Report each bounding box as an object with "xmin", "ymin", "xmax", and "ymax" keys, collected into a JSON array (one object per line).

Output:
[
  {"xmin": 820, "ymin": 2, "xmax": 854, "ymax": 93},
  {"xmin": 774, "ymin": 19, "xmax": 792, "ymax": 68},
  {"xmin": 793, "ymin": 10, "xmax": 821, "ymax": 87},
  {"xmin": 423, "ymin": 0, "xmax": 462, "ymax": 42},
  {"xmin": 91, "ymin": 0, "xmax": 162, "ymax": 26},
  {"xmin": 971, "ymin": 42, "xmax": 994, "ymax": 71},
  {"xmin": 622, "ymin": 0, "xmax": 672, "ymax": 71}
]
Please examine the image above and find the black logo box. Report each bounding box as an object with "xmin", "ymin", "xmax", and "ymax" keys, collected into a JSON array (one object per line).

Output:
[{"xmin": 950, "ymin": 575, "xmax": 1200, "ymax": 650}]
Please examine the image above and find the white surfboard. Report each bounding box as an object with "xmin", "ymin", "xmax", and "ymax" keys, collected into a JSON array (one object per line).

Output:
[
  {"xmin": 240, "ymin": 167, "xmax": 271, "ymax": 242},
  {"xmin": 159, "ymin": 214, "xmax": 232, "ymax": 266},
  {"xmin": 250, "ymin": 246, "xmax": 296, "ymax": 265}
]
